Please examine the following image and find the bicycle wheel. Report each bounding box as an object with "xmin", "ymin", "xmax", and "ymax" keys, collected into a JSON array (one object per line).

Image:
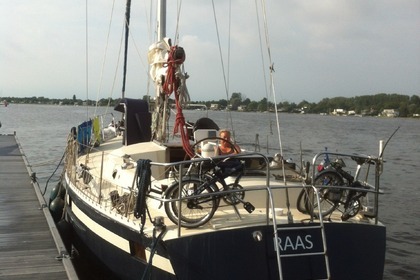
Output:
[
  {"xmin": 308, "ymin": 170, "xmax": 345, "ymax": 218},
  {"xmin": 164, "ymin": 178, "xmax": 218, "ymax": 228}
]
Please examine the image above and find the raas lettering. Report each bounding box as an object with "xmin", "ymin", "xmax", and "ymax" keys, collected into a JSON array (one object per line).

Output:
[{"xmin": 275, "ymin": 235, "xmax": 313, "ymax": 251}]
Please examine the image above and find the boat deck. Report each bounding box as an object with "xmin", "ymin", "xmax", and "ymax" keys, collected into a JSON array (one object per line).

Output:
[{"xmin": 0, "ymin": 134, "xmax": 78, "ymax": 280}]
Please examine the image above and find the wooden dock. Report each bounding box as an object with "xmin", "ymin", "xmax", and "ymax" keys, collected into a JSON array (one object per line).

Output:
[{"xmin": 0, "ymin": 134, "xmax": 78, "ymax": 279}]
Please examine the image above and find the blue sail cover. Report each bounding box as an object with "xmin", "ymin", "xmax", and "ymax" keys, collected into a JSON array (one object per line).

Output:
[{"xmin": 77, "ymin": 120, "xmax": 92, "ymax": 153}]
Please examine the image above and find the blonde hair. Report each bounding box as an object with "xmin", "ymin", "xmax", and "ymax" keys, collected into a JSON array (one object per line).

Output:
[{"xmin": 219, "ymin": 129, "xmax": 231, "ymax": 137}]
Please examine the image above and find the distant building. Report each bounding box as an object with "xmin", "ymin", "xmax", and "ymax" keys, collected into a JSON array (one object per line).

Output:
[
  {"xmin": 210, "ymin": 104, "xmax": 220, "ymax": 110},
  {"xmin": 381, "ymin": 109, "xmax": 399, "ymax": 117},
  {"xmin": 237, "ymin": 105, "xmax": 247, "ymax": 112},
  {"xmin": 332, "ymin": 109, "xmax": 346, "ymax": 115},
  {"xmin": 184, "ymin": 104, "xmax": 207, "ymax": 110}
]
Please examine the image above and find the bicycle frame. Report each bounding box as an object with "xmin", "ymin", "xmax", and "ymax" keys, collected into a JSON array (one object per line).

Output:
[
  {"xmin": 163, "ymin": 158, "xmax": 256, "ymax": 228},
  {"xmin": 305, "ymin": 153, "xmax": 378, "ymax": 220},
  {"xmin": 189, "ymin": 160, "xmax": 247, "ymax": 205}
]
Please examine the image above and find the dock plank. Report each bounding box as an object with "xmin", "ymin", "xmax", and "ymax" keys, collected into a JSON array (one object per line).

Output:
[{"xmin": 0, "ymin": 134, "xmax": 77, "ymax": 280}]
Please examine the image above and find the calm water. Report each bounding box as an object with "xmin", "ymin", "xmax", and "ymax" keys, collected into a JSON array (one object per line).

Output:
[{"xmin": 1, "ymin": 104, "xmax": 419, "ymax": 279}]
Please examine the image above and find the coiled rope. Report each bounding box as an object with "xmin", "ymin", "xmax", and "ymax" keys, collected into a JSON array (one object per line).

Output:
[
  {"xmin": 162, "ymin": 46, "xmax": 195, "ymax": 158},
  {"xmin": 134, "ymin": 159, "xmax": 152, "ymax": 233}
]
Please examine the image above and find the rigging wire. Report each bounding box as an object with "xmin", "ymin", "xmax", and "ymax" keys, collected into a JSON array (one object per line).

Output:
[
  {"xmin": 254, "ymin": 0, "xmax": 272, "ymax": 131},
  {"xmin": 211, "ymin": 0, "xmax": 235, "ymax": 135},
  {"xmin": 85, "ymin": 0, "xmax": 90, "ymax": 120},
  {"xmin": 226, "ymin": 0, "xmax": 234, "ymax": 133},
  {"xmin": 259, "ymin": 0, "xmax": 293, "ymax": 230},
  {"xmin": 210, "ymin": 1, "xmax": 228, "ymax": 101},
  {"xmin": 173, "ymin": 0, "xmax": 183, "ymax": 45},
  {"xmin": 107, "ymin": 19, "xmax": 126, "ymax": 109},
  {"xmin": 260, "ymin": 0, "xmax": 284, "ymax": 159},
  {"xmin": 94, "ymin": 0, "xmax": 117, "ymax": 117},
  {"xmin": 227, "ymin": 0, "xmax": 231, "ymax": 96},
  {"xmin": 126, "ymin": 16, "xmax": 151, "ymax": 97},
  {"xmin": 88, "ymin": 1, "xmax": 152, "ymax": 115},
  {"xmin": 145, "ymin": 0, "xmax": 155, "ymax": 100}
]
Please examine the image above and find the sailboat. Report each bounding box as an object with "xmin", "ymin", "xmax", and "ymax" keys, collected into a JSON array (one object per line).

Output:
[{"xmin": 54, "ymin": 1, "xmax": 386, "ymax": 279}]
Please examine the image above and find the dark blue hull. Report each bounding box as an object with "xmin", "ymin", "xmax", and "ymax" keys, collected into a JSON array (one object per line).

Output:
[{"xmin": 65, "ymin": 185, "xmax": 385, "ymax": 280}]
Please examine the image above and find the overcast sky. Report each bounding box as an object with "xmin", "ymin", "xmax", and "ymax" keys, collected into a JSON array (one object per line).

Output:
[{"xmin": 1, "ymin": 0, "xmax": 419, "ymax": 103}]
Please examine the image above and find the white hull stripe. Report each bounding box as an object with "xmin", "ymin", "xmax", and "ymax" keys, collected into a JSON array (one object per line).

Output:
[{"xmin": 70, "ymin": 188, "xmax": 175, "ymax": 275}]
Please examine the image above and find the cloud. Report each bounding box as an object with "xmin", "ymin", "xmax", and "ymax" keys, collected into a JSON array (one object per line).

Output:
[{"xmin": 1, "ymin": 0, "xmax": 418, "ymax": 103}]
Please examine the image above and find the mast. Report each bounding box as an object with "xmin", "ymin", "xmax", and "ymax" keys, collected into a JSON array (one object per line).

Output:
[
  {"xmin": 121, "ymin": 0, "xmax": 132, "ymax": 99},
  {"xmin": 149, "ymin": 0, "xmax": 192, "ymax": 156},
  {"xmin": 157, "ymin": 0, "xmax": 166, "ymax": 42},
  {"xmin": 150, "ymin": 0, "xmax": 170, "ymax": 142},
  {"xmin": 157, "ymin": 0, "xmax": 167, "ymax": 142}
]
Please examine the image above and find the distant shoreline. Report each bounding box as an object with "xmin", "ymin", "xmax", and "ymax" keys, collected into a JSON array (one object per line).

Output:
[{"xmin": 1, "ymin": 92, "xmax": 420, "ymax": 118}]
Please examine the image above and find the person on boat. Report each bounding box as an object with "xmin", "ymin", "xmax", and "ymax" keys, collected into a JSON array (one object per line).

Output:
[{"xmin": 218, "ymin": 129, "xmax": 241, "ymax": 155}]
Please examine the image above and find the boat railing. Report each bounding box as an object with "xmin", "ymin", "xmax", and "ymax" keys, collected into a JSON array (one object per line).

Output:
[
  {"xmin": 148, "ymin": 153, "xmax": 334, "ymax": 279},
  {"xmin": 65, "ymin": 133, "xmax": 384, "ymax": 222},
  {"xmin": 64, "ymin": 139, "xmax": 139, "ymax": 213},
  {"xmin": 147, "ymin": 162, "xmax": 382, "ymax": 218},
  {"xmin": 146, "ymin": 151, "xmax": 384, "ymax": 233},
  {"xmin": 65, "ymin": 132, "xmax": 384, "ymax": 229}
]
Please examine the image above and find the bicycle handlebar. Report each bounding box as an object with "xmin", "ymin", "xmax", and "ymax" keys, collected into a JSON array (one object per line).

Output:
[{"xmin": 350, "ymin": 155, "xmax": 374, "ymax": 165}]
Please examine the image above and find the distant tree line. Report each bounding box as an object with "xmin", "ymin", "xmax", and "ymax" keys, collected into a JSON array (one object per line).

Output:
[
  {"xmin": 2, "ymin": 93, "xmax": 420, "ymax": 117},
  {"xmin": 1, "ymin": 95, "xmax": 118, "ymax": 107},
  {"xmin": 189, "ymin": 92, "xmax": 420, "ymax": 117}
]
